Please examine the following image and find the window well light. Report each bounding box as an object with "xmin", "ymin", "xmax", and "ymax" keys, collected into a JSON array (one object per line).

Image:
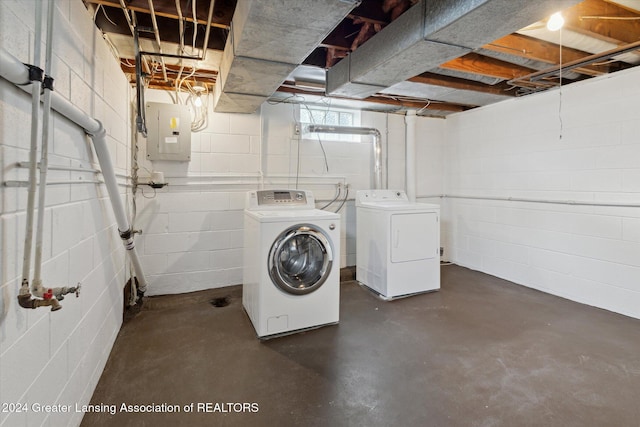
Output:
[{"xmin": 547, "ymin": 11, "xmax": 564, "ymax": 31}]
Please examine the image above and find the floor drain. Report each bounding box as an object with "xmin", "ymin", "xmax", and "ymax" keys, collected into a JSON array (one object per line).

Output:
[{"xmin": 210, "ymin": 297, "xmax": 230, "ymax": 307}]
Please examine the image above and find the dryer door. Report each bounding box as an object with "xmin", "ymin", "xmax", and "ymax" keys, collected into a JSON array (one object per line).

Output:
[{"xmin": 268, "ymin": 224, "xmax": 334, "ymax": 295}]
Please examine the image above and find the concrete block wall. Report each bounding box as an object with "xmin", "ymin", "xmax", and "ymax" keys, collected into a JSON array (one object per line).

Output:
[
  {"xmin": 0, "ymin": 1, "xmax": 131, "ymax": 426},
  {"xmin": 135, "ymin": 92, "xmax": 409, "ymax": 295},
  {"xmin": 443, "ymin": 66, "xmax": 640, "ymax": 319}
]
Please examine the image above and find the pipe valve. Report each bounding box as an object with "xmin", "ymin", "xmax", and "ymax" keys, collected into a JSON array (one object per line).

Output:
[{"xmin": 54, "ymin": 284, "xmax": 81, "ymax": 301}]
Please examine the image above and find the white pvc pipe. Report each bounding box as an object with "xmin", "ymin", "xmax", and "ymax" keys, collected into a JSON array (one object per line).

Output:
[
  {"xmin": 20, "ymin": 0, "xmax": 43, "ymax": 284},
  {"xmin": 306, "ymin": 124, "xmax": 383, "ymax": 189},
  {"xmin": 33, "ymin": 0, "xmax": 55, "ymax": 287},
  {"xmin": 201, "ymin": 0, "xmax": 216, "ymax": 61},
  {"xmin": 416, "ymin": 193, "xmax": 640, "ymax": 208},
  {"xmin": 444, "ymin": 194, "xmax": 640, "ymax": 208},
  {"xmin": 0, "ymin": 46, "xmax": 149, "ymax": 293},
  {"xmin": 90, "ymin": 130, "xmax": 148, "ymax": 292},
  {"xmin": 147, "ymin": 0, "xmax": 168, "ymax": 82},
  {"xmin": 405, "ymin": 110, "xmax": 417, "ymax": 203}
]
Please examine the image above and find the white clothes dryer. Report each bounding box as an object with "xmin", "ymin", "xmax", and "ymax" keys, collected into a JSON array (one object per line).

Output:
[
  {"xmin": 243, "ymin": 190, "xmax": 341, "ymax": 339},
  {"xmin": 356, "ymin": 190, "xmax": 440, "ymax": 299}
]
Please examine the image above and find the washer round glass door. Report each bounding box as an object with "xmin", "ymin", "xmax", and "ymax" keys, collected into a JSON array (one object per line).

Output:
[{"xmin": 268, "ymin": 224, "xmax": 334, "ymax": 295}]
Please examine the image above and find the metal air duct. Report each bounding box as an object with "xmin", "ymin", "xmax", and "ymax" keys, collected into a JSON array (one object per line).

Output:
[
  {"xmin": 327, "ymin": 0, "xmax": 583, "ymax": 99},
  {"xmin": 214, "ymin": 0, "xmax": 361, "ymax": 113}
]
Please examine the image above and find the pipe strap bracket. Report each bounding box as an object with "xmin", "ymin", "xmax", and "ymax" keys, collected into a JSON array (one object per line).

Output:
[
  {"xmin": 24, "ymin": 64, "xmax": 44, "ymax": 83},
  {"xmin": 43, "ymin": 75, "xmax": 54, "ymax": 91},
  {"xmin": 119, "ymin": 228, "xmax": 133, "ymax": 240},
  {"xmin": 123, "ymin": 238, "xmax": 135, "ymax": 251}
]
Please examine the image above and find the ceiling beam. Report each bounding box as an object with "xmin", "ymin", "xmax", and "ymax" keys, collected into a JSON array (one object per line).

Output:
[
  {"xmin": 439, "ymin": 52, "xmax": 536, "ymax": 80},
  {"xmin": 513, "ymin": 38, "xmax": 640, "ymax": 83},
  {"xmin": 564, "ymin": 0, "xmax": 640, "ymax": 44},
  {"xmin": 408, "ymin": 72, "xmax": 516, "ymax": 96},
  {"xmin": 276, "ymin": 85, "xmax": 472, "ymax": 112},
  {"xmin": 120, "ymin": 60, "xmax": 218, "ymax": 88},
  {"xmin": 484, "ymin": 33, "xmax": 612, "ymax": 77},
  {"xmin": 85, "ymin": 0, "xmax": 231, "ymax": 29}
]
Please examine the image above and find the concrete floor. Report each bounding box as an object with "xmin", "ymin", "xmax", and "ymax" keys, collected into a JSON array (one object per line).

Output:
[{"xmin": 82, "ymin": 265, "xmax": 640, "ymax": 427}]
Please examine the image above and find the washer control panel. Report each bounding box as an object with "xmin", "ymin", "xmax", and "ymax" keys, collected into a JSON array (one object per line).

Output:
[
  {"xmin": 259, "ymin": 190, "xmax": 307, "ymax": 205},
  {"xmin": 245, "ymin": 189, "xmax": 316, "ymax": 210}
]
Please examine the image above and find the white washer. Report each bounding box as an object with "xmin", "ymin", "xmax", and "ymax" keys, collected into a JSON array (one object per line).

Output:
[
  {"xmin": 356, "ymin": 190, "xmax": 440, "ymax": 299},
  {"xmin": 243, "ymin": 189, "xmax": 341, "ymax": 339}
]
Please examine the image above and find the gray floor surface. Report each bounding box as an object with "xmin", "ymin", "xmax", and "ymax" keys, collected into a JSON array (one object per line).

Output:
[{"xmin": 82, "ymin": 265, "xmax": 640, "ymax": 427}]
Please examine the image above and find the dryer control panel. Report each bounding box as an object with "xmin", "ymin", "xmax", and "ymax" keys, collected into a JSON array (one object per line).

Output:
[
  {"xmin": 356, "ymin": 190, "xmax": 408, "ymax": 206},
  {"xmin": 245, "ymin": 190, "xmax": 315, "ymax": 210}
]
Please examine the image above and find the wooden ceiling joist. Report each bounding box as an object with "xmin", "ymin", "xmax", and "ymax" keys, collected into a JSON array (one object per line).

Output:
[
  {"xmin": 408, "ymin": 72, "xmax": 516, "ymax": 96},
  {"xmin": 87, "ymin": 0, "xmax": 640, "ymax": 114},
  {"xmin": 120, "ymin": 60, "xmax": 218, "ymax": 88},
  {"xmin": 85, "ymin": 0, "xmax": 231, "ymax": 29},
  {"xmin": 440, "ymin": 52, "xmax": 537, "ymax": 80},
  {"xmin": 276, "ymin": 85, "xmax": 471, "ymax": 113},
  {"xmin": 485, "ymin": 34, "xmax": 612, "ymax": 77},
  {"xmin": 566, "ymin": 0, "xmax": 640, "ymax": 44}
]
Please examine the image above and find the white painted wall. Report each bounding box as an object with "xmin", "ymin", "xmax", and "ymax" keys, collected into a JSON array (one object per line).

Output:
[
  {"xmin": 135, "ymin": 90, "xmax": 410, "ymax": 295},
  {"xmin": 0, "ymin": 1, "xmax": 131, "ymax": 426},
  {"xmin": 443, "ymin": 66, "xmax": 640, "ymax": 319}
]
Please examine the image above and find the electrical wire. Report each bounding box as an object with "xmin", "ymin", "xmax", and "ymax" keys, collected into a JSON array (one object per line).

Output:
[
  {"xmin": 191, "ymin": 0, "xmax": 198, "ymax": 52},
  {"xmin": 95, "ymin": 4, "xmax": 119, "ymax": 26},
  {"xmin": 301, "ymin": 102, "xmax": 330, "ymax": 173},
  {"xmin": 334, "ymin": 184, "xmax": 349, "ymax": 213},
  {"xmin": 320, "ymin": 184, "xmax": 342, "ymax": 210},
  {"xmin": 266, "ymin": 94, "xmax": 307, "ymax": 104},
  {"xmin": 416, "ymin": 99, "xmax": 432, "ymax": 115},
  {"xmin": 140, "ymin": 186, "xmax": 158, "ymax": 198},
  {"xmin": 580, "ymin": 15, "xmax": 640, "ymax": 20}
]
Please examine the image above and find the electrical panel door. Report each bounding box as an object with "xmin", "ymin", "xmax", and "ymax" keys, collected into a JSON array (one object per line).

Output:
[{"xmin": 145, "ymin": 102, "xmax": 191, "ymax": 161}]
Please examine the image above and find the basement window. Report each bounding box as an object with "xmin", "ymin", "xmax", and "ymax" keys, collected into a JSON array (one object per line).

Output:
[{"xmin": 299, "ymin": 106, "xmax": 362, "ymax": 142}]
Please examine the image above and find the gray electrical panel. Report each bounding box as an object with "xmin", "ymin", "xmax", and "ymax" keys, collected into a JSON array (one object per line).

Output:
[{"xmin": 145, "ymin": 102, "xmax": 191, "ymax": 161}]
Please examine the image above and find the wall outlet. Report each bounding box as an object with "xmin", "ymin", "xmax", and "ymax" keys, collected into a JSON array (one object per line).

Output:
[
  {"xmin": 292, "ymin": 123, "xmax": 301, "ymax": 139},
  {"xmin": 440, "ymin": 247, "xmax": 444, "ymax": 257}
]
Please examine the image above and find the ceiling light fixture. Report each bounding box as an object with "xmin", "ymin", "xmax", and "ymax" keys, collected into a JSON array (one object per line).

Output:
[
  {"xmin": 194, "ymin": 92, "xmax": 203, "ymax": 107},
  {"xmin": 547, "ymin": 12, "xmax": 565, "ymax": 31}
]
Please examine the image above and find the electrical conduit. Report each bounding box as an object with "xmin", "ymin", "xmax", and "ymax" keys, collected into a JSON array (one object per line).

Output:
[{"xmin": 405, "ymin": 110, "xmax": 417, "ymax": 202}]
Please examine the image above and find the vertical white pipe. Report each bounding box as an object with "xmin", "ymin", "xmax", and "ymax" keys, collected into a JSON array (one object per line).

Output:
[
  {"xmin": 1, "ymin": 47, "xmax": 149, "ymax": 293},
  {"xmin": 147, "ymin": 0, "xmax": 168, "ymax": 82},
  {"xmin": 33, "ymin": 0, "xmax": 56, "ymax": 287},
  {"xmin": 21, "ymin": 0, "xmax": 43, "ymax": 284},
  {"xmin": 91, "ymin": 131, "xmax": 148, "ymax": 292},
  {"xmin": 259, "ymin": 106, "xmax": 265, "ymax": 189},
  {"xmin": 200, "ymin": 0, "xmax": 215, "ymax": 61},
  {"xmin": 405, "ymin": 110, "xmax": 417, "ymax": 202}
]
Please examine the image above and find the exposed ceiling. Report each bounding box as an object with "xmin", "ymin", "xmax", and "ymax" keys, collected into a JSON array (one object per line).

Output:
[{"xmin": 84, "ymin": 0, "xmax": 640, "ymax": 117}]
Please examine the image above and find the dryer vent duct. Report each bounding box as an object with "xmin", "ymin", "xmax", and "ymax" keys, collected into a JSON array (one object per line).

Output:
[
  {"xmin": 307, "ymin": 125, "xmax": 383, "ymax": 190},
  {"xmin": 214, "ymin": 0, "xmax": 361, "ymax": 113},
  {"xmin": 326, "ymin": 0, "xmax": 582, "ymax": 99}
]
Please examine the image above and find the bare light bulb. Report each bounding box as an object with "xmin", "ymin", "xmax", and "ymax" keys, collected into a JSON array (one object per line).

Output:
[
  {"xmin": 547, "ymin": 12, "xmax": 564, "ymax": 31},
  {"xmin": 194, "ymin": 93, "xmax": 202, "ymax": 107}
]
